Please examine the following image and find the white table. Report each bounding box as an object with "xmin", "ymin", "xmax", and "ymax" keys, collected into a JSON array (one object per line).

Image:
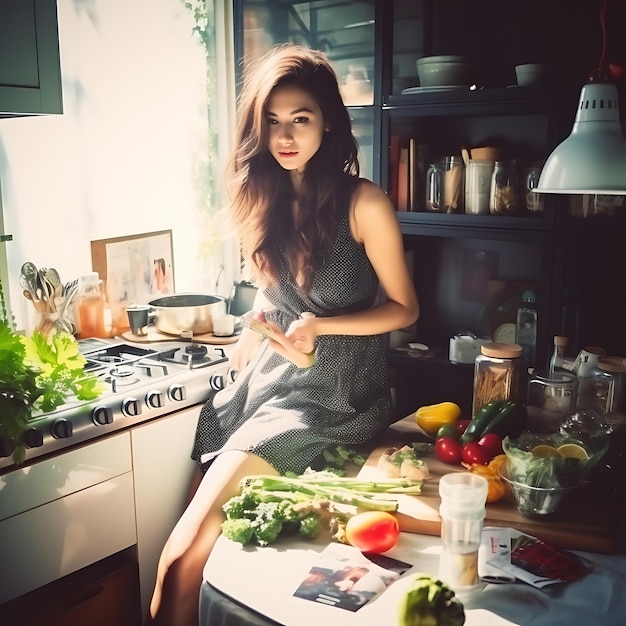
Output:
[{"xmin": 202, "ymin": 531, "xmax": 626, "ymax": 626}]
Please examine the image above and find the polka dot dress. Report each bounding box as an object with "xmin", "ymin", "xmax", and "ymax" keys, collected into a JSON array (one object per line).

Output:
[{"xmin": 191, "ymin": 194, "xmax": 391, "ymax": 475}]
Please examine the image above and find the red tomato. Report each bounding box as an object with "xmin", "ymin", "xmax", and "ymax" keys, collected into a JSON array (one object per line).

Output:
[
  {"xmin": 461, "ymin": 441, "xmax": 493, "ymax": 465},
  {"xmin": 477, "ymin": 433, "xmax": 504, "ymax": 456},
  {"xmin": 435, "ymin": 436, "xmax": 463, "ymax": 465},
  {"xmin": 345, "ymin": 511, "xmax": 400, "ymax": 554},
  {"xmin": 455, "ymin": 419, "xmax": 472, "ymax": 438}
]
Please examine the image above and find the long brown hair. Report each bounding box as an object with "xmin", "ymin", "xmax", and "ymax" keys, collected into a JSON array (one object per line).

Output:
[{"xmin": 228, "ymin": 44, "xmax": 360, "ymax": 292}]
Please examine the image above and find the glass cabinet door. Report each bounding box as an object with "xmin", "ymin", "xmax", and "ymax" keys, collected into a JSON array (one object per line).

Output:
[{"xmin": 235, "ymin": 0, "xmax": 377, "ymax": 180}]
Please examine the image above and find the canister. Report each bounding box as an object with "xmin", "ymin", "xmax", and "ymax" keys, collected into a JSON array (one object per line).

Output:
[
  {"xmin": 489, "ymin": 160, "xmax": 522, "ymax": 215},
  {"xmin": 590, "ymin": 357, "xmax": 626, "ymax": 415},
  {"xmin": 527, "ymin": 370, "xmax": 578, "ymax": 433},
  {"xmin": 472, "ymin": 343, "xmax": 527, "ymax": 417}
]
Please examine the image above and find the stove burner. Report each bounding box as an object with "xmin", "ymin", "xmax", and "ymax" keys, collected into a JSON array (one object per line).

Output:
[
  {"xmin": 110, "ymin": 366, "xmax": 136, "ymax": 379},
  {"xmin": 183, "ymin": 344, "xmax": 209, "ymax": 362},
  {"xmin": 108, "ymin": 365, "xmax": 140, "ymax": 391}
]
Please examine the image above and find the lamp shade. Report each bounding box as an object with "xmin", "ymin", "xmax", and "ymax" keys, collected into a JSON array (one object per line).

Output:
[{"xmin": 535, "ymin": 82, "xmax": 626, "ymax": 194}]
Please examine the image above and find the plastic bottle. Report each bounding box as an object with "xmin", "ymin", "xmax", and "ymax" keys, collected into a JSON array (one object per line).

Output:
[
  {"xmin": 549, "ymin": 335, "xmax": 568, "ymax": 373},
  {"xmin": 438, "ymin": 472, "xmax": 488, "ymax": 596},
  {"xmin": 77, "ymin": 272, "xmax": 107, "ymax": 338},
  {"xmin": 516, "ymin": 288, "xmax": 537, "ymax": 367}
]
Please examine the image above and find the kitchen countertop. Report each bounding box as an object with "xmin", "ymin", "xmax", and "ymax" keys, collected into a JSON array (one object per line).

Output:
[
  {"xmin": 201, "ymin": 532, "xmax": 626, "ymax": 626},
  {"xmin": 200, "ymin": 415, "xmax": 626, "ymax": 625}
]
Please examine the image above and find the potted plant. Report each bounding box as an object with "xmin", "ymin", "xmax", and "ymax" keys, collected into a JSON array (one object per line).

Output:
[{"xmin": 0, "ymin": 278, "xmax": 104, "ymax": 465}]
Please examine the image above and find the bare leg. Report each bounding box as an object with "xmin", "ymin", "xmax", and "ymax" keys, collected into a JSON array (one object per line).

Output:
[{"xmin": 145, "ymin": 450, "xmax": 278, "ymax": 626}]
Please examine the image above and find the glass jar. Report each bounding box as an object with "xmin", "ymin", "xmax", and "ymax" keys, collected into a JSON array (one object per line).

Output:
[
  {"xmin": 489, "ymin": 160, "xmax": 522, "ymax": 216},
  {"xmin": 525, "ymin": 160, "xmax": 545, "ymax": 213},
  {"xmin": 472, "ymin": 343, "xmax": 527, "ymax": 417},
  {"xmin": 527, "ymin": 370, "xmax": 578, "ymax": 433},
  {"xmin": 590, "ymin": 358, "xmax": 626, "ymax": 415}
]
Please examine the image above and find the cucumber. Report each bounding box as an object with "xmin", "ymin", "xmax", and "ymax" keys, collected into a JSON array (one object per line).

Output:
[
  {"xmin": 481, "ymin": 401, "xmax": 527, "ymax": 439},
  {"xmin": 460, "ymin": 400, "xmax": 505, "ymax": 444}
]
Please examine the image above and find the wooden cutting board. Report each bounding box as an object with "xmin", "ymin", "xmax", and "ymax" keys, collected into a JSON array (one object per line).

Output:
[
  {"xmin": 358, "ymin": 441, "xmax": 619, "ymax": 554},
  {"xmin": 120, "ymin": 327, "xmax": 239, "ymax": 345}
]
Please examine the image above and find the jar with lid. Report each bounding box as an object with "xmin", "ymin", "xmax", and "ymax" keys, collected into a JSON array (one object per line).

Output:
[
  {"xmin": 472, "ymin": 343, "xmax": 528, "ymax": 417},
  {"xmin": 590, "ymin": 357, "xmax": 626, "ymax": 415},
  {"xmin": 527, "ymin": 370, "xmax": 578, "ymax": 433},
  {"xmin": 489, "ymin": 160, "xmax": 522, "ymax": 216}
]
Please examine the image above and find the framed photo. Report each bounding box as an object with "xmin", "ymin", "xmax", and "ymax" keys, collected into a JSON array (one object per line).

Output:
[{"xmin": 91, "ymin": 230, "xmax": 174, "ymax": 333}]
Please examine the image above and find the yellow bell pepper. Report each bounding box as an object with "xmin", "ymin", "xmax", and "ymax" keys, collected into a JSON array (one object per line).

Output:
[{"xmin": 415, "ymin": 401, "xmax": 461, "ymax": 437}]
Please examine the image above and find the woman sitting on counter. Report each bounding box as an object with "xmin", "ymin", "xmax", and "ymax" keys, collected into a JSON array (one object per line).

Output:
[{"xmin": 145, "ymin": 43, "xmax": 419, "ymax": 626}]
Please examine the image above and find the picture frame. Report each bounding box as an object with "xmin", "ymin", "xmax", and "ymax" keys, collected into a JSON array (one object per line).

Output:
[{"xmin": 91, "ymin": 230, "xmax": 174, "ymax": 333}]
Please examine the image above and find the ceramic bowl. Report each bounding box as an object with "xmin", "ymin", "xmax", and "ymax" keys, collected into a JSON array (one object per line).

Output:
[{"xmin": 416, "ymin": 55, "xmax": 472, "ymax": 87}]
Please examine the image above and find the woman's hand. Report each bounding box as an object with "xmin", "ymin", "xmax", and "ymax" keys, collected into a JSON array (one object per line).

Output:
[
  {"xmin": 241, "ymin": 311, "xmax": 316, "ymax": 368},
  {"xmin": 285, "ymin": 312, "xmax": 317, "ymax": 355}
]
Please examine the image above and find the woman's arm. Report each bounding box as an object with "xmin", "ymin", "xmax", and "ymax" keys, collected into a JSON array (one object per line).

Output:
[
  {"xmin": 228, "ymin": 288, "xmax": 275, "ymax": 371},
  {"xmin": 286, "ymin": 180, "xmax": 419, "ymax": 351}
]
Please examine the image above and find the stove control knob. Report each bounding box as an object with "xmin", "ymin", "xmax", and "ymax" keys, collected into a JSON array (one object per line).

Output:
[
  {"xmin": 146, "ymin": 390, "xmax": 164, "ymax": 409},
  {"xmin": 122, "ymin": 397, "xmax": 142, "ymax": 417},
  {"xmin": 168, "ymin": 384, "xmax": 187, "ymax": 402},
  {"xmin": 51, "ymin": 418, "xmax": 73, "ymax": 439},
  {"xmin": 209, "ymin": 374, "xmax": 225, "ymax": 391},
  {"xmin": 92, "ymin": 405, "xmax": 113, "ymax": 426},
  {"xmin": 22, "ymin": 428, "xmax": 44, "ymax": 448}
]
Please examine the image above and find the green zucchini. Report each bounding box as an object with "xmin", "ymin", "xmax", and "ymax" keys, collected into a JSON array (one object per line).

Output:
[
  {"xmin": 460, "ymin": 400, "xmax": 505, "ymax": 444},
  {"xmin": 481, "ymin": 401, "xmax": 527, "ymax": 439}
]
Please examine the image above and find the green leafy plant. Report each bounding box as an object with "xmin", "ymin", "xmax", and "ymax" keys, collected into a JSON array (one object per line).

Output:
[{"xmin": 0, "ymin": 280, "xmax": 104, "ymax": 465}]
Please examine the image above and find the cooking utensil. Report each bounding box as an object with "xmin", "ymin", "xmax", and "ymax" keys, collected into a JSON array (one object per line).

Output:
[
  {"xmin": 20, "ymin": 262, "xmax": 40, "ymax": 297},
  {"xmin": 43, "ymin": 267, "xmax": 62, "ymax": 298},
  {"xmin": 148, "ymin": 293, "xmax": 227, "ymax": 336},
  {"xmin": 23, "ymin": 289, "xmax": 44, "ymax": 312}
]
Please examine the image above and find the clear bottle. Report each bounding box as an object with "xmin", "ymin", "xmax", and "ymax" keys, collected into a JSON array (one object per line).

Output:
[
  {"xmin": 549, "ymin": 335, "xmax": 568, "ymax": 373},
  {"xmin": 516, "ymin": 289, "xmax": 537, "ymax": 367},
  {"xmin": 438, "ymin": 472, "xmax": 488, "ymax": 595},
  {"xmin": 77, "ymin": 272, "xmax": 107, "ymax": 339}
]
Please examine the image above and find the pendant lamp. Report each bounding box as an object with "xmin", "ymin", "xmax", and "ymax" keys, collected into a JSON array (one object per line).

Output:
[{"xmin": 535, "ymin": 0, "xmax": 626, "ymax": 195}]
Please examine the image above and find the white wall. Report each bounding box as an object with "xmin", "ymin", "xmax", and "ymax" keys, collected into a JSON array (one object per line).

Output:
[{"xmin": 0, "ymin": 0, "xmax": 234, "ymax": 331}]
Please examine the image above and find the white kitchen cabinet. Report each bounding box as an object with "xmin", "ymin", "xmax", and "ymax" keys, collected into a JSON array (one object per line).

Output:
[
  {"xmin": 0, "ymin": 0, "xmax": 63, "ymax": 115},
  {"xmin": 0, "ymin": 433, "xmax": 136, "ymax": 604},
  {"xmin": 131, "ymin": 405, "xmax": 202, "ymax": 618}
]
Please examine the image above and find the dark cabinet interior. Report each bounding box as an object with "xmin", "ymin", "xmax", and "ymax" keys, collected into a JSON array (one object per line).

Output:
[
  {"xmin": 234, "ymin": 0, "xmax": 626, "ymax": 418},
  {"xmin": 1, "ymin": 549, "xmax": 142, "ymax": 626}
]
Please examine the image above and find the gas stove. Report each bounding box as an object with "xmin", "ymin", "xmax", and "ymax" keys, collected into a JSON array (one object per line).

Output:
[{"xmin": 0, "ymin": 338, "xmax": 235, "ymax": 471}]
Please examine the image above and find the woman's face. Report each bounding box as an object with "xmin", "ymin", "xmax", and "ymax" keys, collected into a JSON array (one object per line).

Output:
[{"xmin": 266, "ymin": 84, "xmax": 326, "ymax": 176}]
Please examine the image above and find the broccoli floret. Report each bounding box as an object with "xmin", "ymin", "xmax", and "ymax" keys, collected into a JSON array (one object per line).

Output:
[
  {"xmin": 298, "ymin": 513, "xmax": 322, "ymax": 538},
  {"xmin": 221, "ymin": 518, "xmax": 255, "ymax": 545},
  {"xmin": 253, "ymin": 517, "xmax": 283, "ymax": 546},
  {"xmin": 222, "ymin": 491, "xmax": 260, "ymax": 520}
]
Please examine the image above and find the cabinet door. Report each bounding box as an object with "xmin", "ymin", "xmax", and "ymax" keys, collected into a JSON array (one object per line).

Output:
[
  {"xmin": 0, "ymin": 0, "xmax": 63, "ymax": 115},
  {"xmin": 132, "ymin": 406, "xmax": 201, "ymax": 618}
]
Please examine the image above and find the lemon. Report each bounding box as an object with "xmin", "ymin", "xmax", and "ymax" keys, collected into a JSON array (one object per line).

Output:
[
  {"xmin": 531, "ymin": 445, "xmax": 562, "ymax": 458},
  {"xmin": 557, "ymin": 443, "xmax": 589, "ymax": 461}
]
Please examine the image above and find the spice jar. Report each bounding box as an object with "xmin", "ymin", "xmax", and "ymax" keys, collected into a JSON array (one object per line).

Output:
[
  {"xmin": 489, "ymin": 160, "xmax": 522, "ymax": 215},
  {"xmin": 472, "ymin": 343, "xmax": 527, "ymax": 417}
]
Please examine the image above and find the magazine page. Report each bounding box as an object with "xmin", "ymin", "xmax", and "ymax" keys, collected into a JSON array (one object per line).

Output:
[
  {"xmin": 292, "ymin": 543, "xmax": 412, "ymax": 612},
  {"xmin": 487, "ymin": 531, "xmax": 594, "ymax": 589}
]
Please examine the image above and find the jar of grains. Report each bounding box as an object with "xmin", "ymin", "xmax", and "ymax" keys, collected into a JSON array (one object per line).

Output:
[{"xmin": 472, "ymin": 343, "xmax": 528, "ymax": 417}]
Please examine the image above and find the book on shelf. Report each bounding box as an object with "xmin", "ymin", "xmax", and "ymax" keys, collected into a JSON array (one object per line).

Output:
[{"xmin": 389, "ymin": 135, "xmax": 426, "ymax": 212}]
